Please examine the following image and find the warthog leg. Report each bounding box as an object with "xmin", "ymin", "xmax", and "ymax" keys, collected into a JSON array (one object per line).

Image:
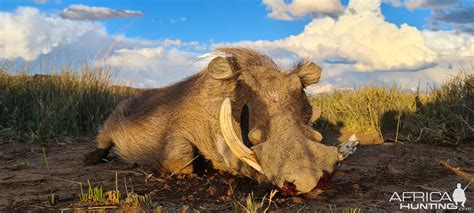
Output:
[
  {"xmin": 157, "ymin": 137, "xmax": 195, "ymax": 174},
  {"xmin": 84, "ymin": 146, "xmax": 113, "ymax": 165},
  {"xmin": 84, "ymin": 131, "xmax": 114, "ymax": 165},
  {"xmin": 337, "ymin": 134, "xmax": 360, "ymax": 161}
]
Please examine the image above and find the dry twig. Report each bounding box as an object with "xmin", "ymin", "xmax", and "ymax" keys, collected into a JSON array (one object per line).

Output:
[{"xmin": 439, "ymin": 159, "xmax": 474, "ymax": 182}]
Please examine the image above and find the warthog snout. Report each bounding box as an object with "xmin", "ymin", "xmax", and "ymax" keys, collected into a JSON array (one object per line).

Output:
[{"xmin": 219, "ymin": 98, "xmax": 340, "ymax": 194}]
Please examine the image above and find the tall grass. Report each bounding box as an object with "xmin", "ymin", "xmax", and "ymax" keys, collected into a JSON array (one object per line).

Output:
[
  {"xmin": 311, "ymin": 85, "xmax": 418, "ymax": 133},
  {"xmin": 311, "ymin": 72, "xmax": 473, "ymax": 145},
  {"xmin": 402, "ymin": 73, "xmax": 473, "ymax": 145},
  {"xmin": 0, "ymin": 64, "xmax": 471, "ymax": 145},
  {"xmin": 0, "ymin": 65, "xmax": 136, "ymax": 142}
]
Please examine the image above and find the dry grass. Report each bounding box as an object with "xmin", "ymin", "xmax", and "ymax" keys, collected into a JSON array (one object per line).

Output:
[
  {"xmin": 0, "ymin": 65, "xmax": 136, "ymax": 142},
  {"xmin": 230, "ymin": 187, "xmax": 277, "ymax": 213},
  {"xmin": 311, "ymin": 85, "xmax": 417, "ymax": 133},
  {"xmin": 311, "ymin": 72, "xmax": 473, "ymax": 145},
  {"xmin": 0, "ymin": 64, "xmax": 471, "ymax": 145},
  {"xmin": 401, "ymin": 73, "xmax": 473, "ymax": 145}
]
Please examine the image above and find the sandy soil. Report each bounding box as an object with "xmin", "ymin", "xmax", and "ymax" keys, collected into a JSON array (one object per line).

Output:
[{"xmin": 1, "ymin": 132, "xmax": 473, "ymax": 212}]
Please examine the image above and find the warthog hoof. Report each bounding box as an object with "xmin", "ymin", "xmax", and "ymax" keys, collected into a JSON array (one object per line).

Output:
[
  {"xmin": 84, "ymin": 148, "xmax": 110, "ymax": 165},
  {"xmin": 338, "ymin": 134, "xmax": 360, "ymax": 161}
]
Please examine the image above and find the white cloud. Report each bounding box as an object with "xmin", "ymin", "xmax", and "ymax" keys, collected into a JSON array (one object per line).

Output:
[
  {"xmin": 60, "ymin": 4, "xmax": 143, "ymax": 21},
  {"xmin": 348, "ymin": 0, "xmax": 383, "ymax": 14},
  {"xmin": 263, "ymin": 0, "xmax": 344, "ymax": 20},
  {"xmin": 0, "ymin": 7, "xmax": 104, "ymax": 60},
  {"xmin": 382, "ymin": 1, "xmax": 474, "ymax": 34},
  {"xmin": 405, "ymin": 0, "xmax": 459, "ymax": 9},
  {"xmin": 322, "ymin": 59, "xmax": 465, "ymax": 88},
  {"xmin": 223, "ymin": 0, "xmax": 474, "ymax": 90},
  {"xmin": 239, "ymin": 0, "xmax": 438, "ymax": 72},
  {"xmin": 383, "ymin": 0, "xmax": 403, "ymax": 7},
  {"xmin": 105, "ymin": 47, "xmax": 203, "ymax": 87},
  {"xmin": 422, "ymin": 30, "xmax": 474, "ymax": 57},
  {"xmin": 0, "ymin": 6, "xmax": 206, "ymax": 88},
  {"xmin": 427, "ymin": 4, "xmax": 474, "ymax": 34},
  {"xmin": 2, "ymin": 2, "xmax": 473, "ymax": 90},
  {"xmin": 383, "ymin": 0, "xmax": 459, "ymax": 9},
  {"xmin": 306, "ymin": 83, "xmax": 337, "ymax": 95},
  {"xmin": 431, "ymin": 5, "xmax": 474, "ymax": 24}
]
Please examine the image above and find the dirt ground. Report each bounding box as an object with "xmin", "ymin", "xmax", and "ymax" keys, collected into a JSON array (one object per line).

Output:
[{"xmin": 1, "ymin": 131, "xmax": 473, "ymax": 212}]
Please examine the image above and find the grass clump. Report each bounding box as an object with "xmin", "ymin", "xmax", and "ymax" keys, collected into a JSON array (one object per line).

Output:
[
  {"xmin": 80, "ymin": 180, "xmax": 105, "ymax": 203},
  {"xmin": 230, "ymin": 187, "xmax": 277, "ymax": 213},
  {"xmin": 311, "ymin": 72, "xmax": 473, "ymax": 145},
  {"xmin": 76, "ymin": 179, "xmax": 152, "ymax": 207},
  {"xmin": 311, "ymin": 85, "xmax": 417, "ymax": 133},
  {"xmin": 402, "ymin": 73, "xmax": 473, "ymax": 145},
  {"xmin": 0, "ymin": 65, "xmax": 136, "ymax": 142}
]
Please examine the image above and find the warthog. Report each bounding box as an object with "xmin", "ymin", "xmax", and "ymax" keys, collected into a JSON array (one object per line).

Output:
[{"xmin": 85, "ymin": 47, "xmax": 354, "ymax": 195}]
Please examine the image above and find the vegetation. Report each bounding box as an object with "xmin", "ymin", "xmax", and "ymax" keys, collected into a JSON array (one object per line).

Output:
[
  {"xmin": 0, "ymin": 65, "xmax": 471, "ymax": 145},
  {"xmin": 42, "ymin": 145, "xmax": 153, "ymax": 208},
  {"xmin": 230, "ymin": 187, "xmax": 277, "ymax": 213},
  {"xmin": 311, "ymin": 72, "xmax": 473, "ymax": 145},
  {"xmin": 77, "ymin": 180, "xmax": 153, "ymax": 208},
  {"xmin": 0, "ymin": 65, "xmax": 136, "ymax": 142}
]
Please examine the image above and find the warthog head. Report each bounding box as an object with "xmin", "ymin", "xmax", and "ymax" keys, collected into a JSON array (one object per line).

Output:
[{"xmin": 209, "ymin": 48, "xmax": 340, "ymax": 194}]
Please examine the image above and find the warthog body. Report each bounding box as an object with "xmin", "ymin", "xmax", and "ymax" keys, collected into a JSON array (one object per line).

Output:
[{"xmin": 85, "ymin": 48, "xmax": 341, "ymax": 194}]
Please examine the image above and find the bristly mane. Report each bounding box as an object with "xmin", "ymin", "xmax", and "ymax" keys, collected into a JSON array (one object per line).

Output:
[
  {"xmin": 215, "ymin": 47, "xmax": 310, "ymax": 73},
  {"xmin": 214, "ymin": 47, "xmax": 280, "ymax": 70},
  {"xmin": 292, "ymin": 59, "xmax": 310, "ymax": 70}
]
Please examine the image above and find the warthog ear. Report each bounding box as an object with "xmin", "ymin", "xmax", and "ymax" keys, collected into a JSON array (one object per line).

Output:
[
  {"xmin": 208, "ymin": 56, "xmax": 238, "ymax": 80},
  {"xmin": 292, "ymin": 62, "xmax": 322, "ymax": 87}
]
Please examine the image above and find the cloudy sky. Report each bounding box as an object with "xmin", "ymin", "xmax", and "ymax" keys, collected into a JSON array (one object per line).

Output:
[{"xmin": 1, "ymin": 0, "xmax": 473, "ymax": 92}]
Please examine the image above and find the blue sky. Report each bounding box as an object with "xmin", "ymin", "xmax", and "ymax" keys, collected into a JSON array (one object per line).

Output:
[
  {"xmin": 1, "ymin": 0, "xmax": 473, "ymax": 92},
  {"xmin": 0, "ymin": 0, "xmax": 433, "ymax": 43},
  {"xmin": 1, "ymin": 0, "xmax": 308, "ymax": 43}
]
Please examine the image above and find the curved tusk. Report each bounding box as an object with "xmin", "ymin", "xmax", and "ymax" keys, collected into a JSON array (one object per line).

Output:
[{"xmin": 219, "ymin": 98, "xmax": 264, "ymax": 174}]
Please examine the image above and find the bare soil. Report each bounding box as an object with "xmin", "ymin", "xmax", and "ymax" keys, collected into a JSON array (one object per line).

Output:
[{"xmin": 1, "ymin": 131, "xmax": 473, "ymax": 212}]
